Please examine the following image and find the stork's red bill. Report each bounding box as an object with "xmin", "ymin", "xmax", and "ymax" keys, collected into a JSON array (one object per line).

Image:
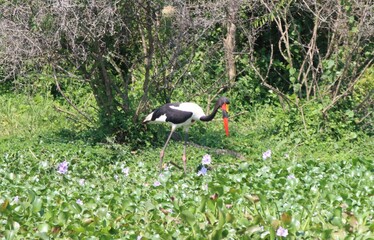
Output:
[{"xmin": 221, "ymin": 103, "xmax": 229, "ymax": 136}]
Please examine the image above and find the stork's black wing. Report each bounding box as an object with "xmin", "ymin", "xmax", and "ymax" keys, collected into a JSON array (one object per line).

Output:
[{"xmin": 152, "ymin": 103, "xmax": 193, "ymax": 124}]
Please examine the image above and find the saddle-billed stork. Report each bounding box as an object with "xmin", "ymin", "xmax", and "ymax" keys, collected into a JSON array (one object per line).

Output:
[{"xmin": 143, "ymin": 97, "xmax": 230, "ymax": 173}]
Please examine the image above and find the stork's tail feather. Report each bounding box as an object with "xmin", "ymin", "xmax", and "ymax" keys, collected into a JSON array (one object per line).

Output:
[{"xmin": 143, "ymin": 112, "xmax": 154, "ymax": 124}]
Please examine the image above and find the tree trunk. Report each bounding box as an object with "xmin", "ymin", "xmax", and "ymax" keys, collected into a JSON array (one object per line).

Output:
[
  {"xmin": 223, "ymin": 0, "xmax": 238, "ymax": 86},
  {"xmin": 134, "ymin": 0, "xmax": 155, "ymax": 122}
]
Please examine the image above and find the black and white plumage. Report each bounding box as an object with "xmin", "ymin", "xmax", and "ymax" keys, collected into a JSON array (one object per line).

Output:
[{"xmin": 143, "ymin": 97, "xmax": 230, "ymax": 173}]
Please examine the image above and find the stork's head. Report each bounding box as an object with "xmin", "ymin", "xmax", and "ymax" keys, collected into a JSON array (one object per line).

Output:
[{"xmin": 217, "ymin": 97, "xmax": 230, "ymax": 136}]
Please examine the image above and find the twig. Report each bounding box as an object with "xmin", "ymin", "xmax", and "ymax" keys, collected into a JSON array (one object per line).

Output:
[
  {"xmin": 249, "ymin": 44, "xmax": 294, "ymax": 106},
  {"xmin": 53, "ymin": 105, "xmax": 77, "ymax": 117},
  {"xmin": 53, "ymin": 105, "xmax": 92, "ymax": 128},
  {"xmin": 322, "ymin": 58, "xmax": 373, "ymax": 117},
  {"xmin": 227, "ymin": 110, "xmax": 249, "ymax": 119},
  {"xmin": 355, "ymin": 89, "xmax": 373, "ymax": 111},
  {"xmin": 53, "ymin": 72, "xmax": 93, "ymax": 123},
  {"xmin": 168, "ymin": 161, "xmax": 183, "ymax": 170},
  {"xmin": 28, "ymin": 148, "xmax": 39, "ymax": 160},
  {"xmin": 357, "ymin": 111, "xmax": 372, "ymax": 124},
  {"xmin": 187, "ymin": 142, "xmax": 245, "ymax": 160}
]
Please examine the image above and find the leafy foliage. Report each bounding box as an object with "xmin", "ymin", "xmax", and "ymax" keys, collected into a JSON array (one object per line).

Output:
[
  {"xmin": 1, "ymin": 138, "xmax": 373, "ymax": 239},
  {"xmin": 0, "ymin": 94, "xmax": 373, "ymax": 239}
]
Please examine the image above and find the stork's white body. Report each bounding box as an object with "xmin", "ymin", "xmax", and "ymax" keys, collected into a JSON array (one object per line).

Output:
[{"xmin": 143, "ymin": 102, "xmax": 206, "ymax": 131}]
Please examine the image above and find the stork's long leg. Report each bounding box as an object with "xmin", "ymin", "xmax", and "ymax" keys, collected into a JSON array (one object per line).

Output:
[
  {"xmin": 182, "ymin": 128, "xmax": 189, "ymax": 173},
  {"xmin": 159, "ymin": 126, "xmax": 175, "ymax": 171}
]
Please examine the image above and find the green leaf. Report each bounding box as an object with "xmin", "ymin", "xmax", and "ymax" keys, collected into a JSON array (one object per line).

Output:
[
  {"xmin": 226, "ymin": 212, "xmax": 234, "ymax": 223},
  {"xmin": 331, "ymin": 216, "xmax": 343, "ymax": 227},
  {"xmin": 247, "ymin": 225, "xmax": 263, "ymax": 235},
  {"xmin": 70, "ymin": 202, "xmax": 82, "ymax": 214},
  {"xmin": 32, "ymin": 197, "xmax": 42, "ymax": 213},
  {"xmin": 289, "ymin": 67, "xmax": 296, "ymax": 76},
  {"xmin": 348, "ymin": 132, "xmax": 357, "ymax": 140},
  {"xmin": 207, "ymin": 199, "xmax": 216, "ymax": 212},
  {"xmin": 218, "ymin": 209, "xmax": 225, "ymax": 228},
  {"xmin": 38, "ymin": 223, "xmax": 50, "ymax": 233},
  {"xmin": 181, "ymin": 210, "xmax": 195, "ymax": 226},
  {"xmin": 293, "ymin": 83, "xmax": 301, "ymax": 93},
  {"xmin": 345, "ymin": 110, "xmax": 354, "ymax": 118},
  {"xmin": 71, "ymin": 224, "xmax": 86, "ymax": 233},
  {"xmin": 4, "ymin": 230, "xmax": 16, "ymax": 240},
  {"xmin": 144, "ymin": 201, "xmax": 155, "ymax": 211},
  {"xmin": 57, "ymin": 212, "xmax": 68, "ymax": 225},
  {"xmin": 205, "ymin": 211, "xmax": 216, "ymax": 225},
  {"xmin": 326, "ymin": 59, "xmax": 334, "ymax": 69},
  {"xmin": 198, "ymin": 197, "xmax": 207, "ymax": 212},
  {"xmin": 211, "ymin": 228, "xmax": 223, "ymax": 240}
]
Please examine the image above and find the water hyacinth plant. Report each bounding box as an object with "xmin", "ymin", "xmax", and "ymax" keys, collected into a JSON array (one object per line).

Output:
[
  {"xmin": 78, "ymin": 179, "xmax": 85, "ymax": 186},
  {"xmin": 1, "ymin": 136, "xmax": 372, "ymax": 239},
  {"xmin": 122, "ymin": 167, "xmax": 130, "ymax": 176},
  {"xmin": 262, "ymin": 149, "xmax": 272, "ymax": 160},
  {"xmin": 197, "ymin": 166, "xmax": 208, "ymax": 176},
  {"xmin": 57, "ymin": 160, "xmax": 68, "ymax": 174},
  {"xmin": 202, "ymin": 154, "xmax": 212, "ymax": 165},
  {"xmin": 153, "ymin": 180, "xmax": 161, "ymax": 187},
  {"xmin": 287, "ymin": 174, "xmax": 296, "ymax": 179},
  {"xmin": 276, "ymin": 226, "xmax": 288, "ymax": 237}
]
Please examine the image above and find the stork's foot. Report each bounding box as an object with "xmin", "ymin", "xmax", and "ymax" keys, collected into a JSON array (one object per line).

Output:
[
  {"xmin": 159, "ymin": 150, "xmax": 165, "ymax": 171},
  {"xmin": 182, "ymin": 154, "xmax": 187, "ymax": 173}
]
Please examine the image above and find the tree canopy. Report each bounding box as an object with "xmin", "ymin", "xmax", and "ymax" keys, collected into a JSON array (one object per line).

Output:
[{"xmin": 1, "ymin": 0, "xmax": 373, "ymax": 141}]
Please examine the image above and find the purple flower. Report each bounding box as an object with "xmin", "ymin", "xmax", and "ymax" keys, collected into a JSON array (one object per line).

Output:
[
  {"xmin": 262, "ymin": 149, "xmax": 272, "ymax": 160},
  {"xmin": 122, "ymin": 167, "xmax": 130, "ymax": 176},
  {"xmin": 79, "ymin": 179, "xmax": 85, "ymax": 186},
  {"xmin": 76, "ymin": 199, "xmax": 83, "ymax": 205},
  {"xmin": 57, "ymin": 160, "xmax": 68, "ymax": 174},
  {"xmin": 287, "ymin": 174, "xmax": 296, "ymax": 179},
  {"xmin": 197, "ymin": 166, "xmax": 208, "ymax": 176},
  {"xmin": 114, "ymin": 174, "xmax": 119, "ymax": 180},
  {"xmin": 153, "ymin": 181, "xmax": 161, "ymax": 187},
  {"xmin": 202, "ymin": 154, "xmax": 212, "ymax": 165},
  {"xmin": 13, "ymin": 196, "xmax": 19, "ymax": 203},
  {"xmin": 276, "ymin": 226, "xmax": 288, "ymax": 237}
]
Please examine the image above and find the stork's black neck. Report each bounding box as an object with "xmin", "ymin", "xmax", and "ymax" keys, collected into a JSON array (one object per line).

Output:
[{"xmin": 199, "ymin": 102, "xmax": 221, "ymax": 122}]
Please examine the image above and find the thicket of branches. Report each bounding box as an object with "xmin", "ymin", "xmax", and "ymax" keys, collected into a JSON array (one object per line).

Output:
[{"xmin": 1, "ymin": 0, "xmax": 373, "ymax": 140}]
